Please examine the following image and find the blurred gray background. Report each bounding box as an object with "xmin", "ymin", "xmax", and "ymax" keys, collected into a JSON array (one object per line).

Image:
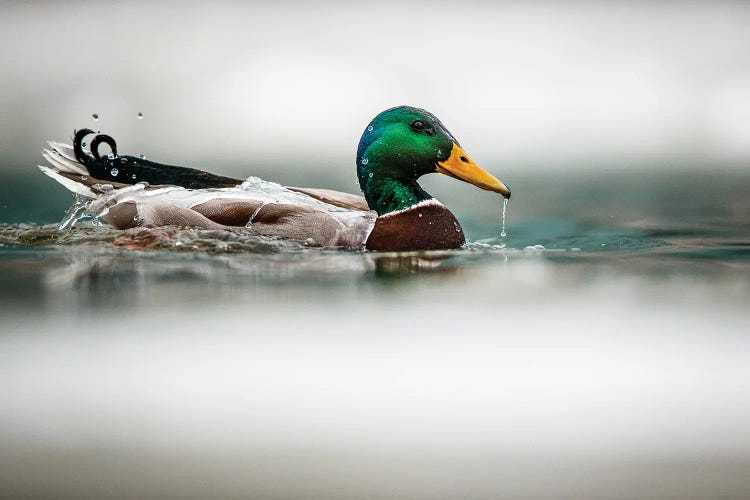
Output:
[{"xmin": 2, "ymin": 0, "xmax": 749, "ymax": 182}]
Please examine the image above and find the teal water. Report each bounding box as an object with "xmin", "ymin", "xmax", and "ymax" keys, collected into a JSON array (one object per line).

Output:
[{"xmin": 1, "ymin": 169, "xmax": 750, "ymax": 499}]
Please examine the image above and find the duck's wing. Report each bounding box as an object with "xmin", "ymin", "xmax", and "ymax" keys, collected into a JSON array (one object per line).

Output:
[
  {"xmin": 287, "ymin": 187, "xmax": 369, "ymax": 211},
  {"xmin": 40, "ymin": 139, "xmax": 377, "ymax": 249}
]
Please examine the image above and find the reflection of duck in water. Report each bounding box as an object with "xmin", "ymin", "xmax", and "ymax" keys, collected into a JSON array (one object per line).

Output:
[
  {"xmin": 40, "ymin": 249, "xmax": 462, "ymax": 301},
  {"xmin": 41, "ymin": 106, "xmax": 510, "ymax": 251}
]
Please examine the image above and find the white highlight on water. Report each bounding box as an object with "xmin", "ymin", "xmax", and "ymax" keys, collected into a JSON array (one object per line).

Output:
[{"xmin": 524, "ymin": 244, "xmax": 545, "ymax": 252}]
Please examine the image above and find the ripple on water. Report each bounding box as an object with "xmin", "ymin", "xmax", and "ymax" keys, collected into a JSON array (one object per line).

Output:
[
  {"xmin": 0, "ymin": 223, "xmax": 305, "ymax": 254},
  {"xmin": 2, "ymin": 219, "xmax": 747, "ymax": 265},
  {"xmin": 0, "ymin": 221, "xmax": 667, "ymax": 255}
]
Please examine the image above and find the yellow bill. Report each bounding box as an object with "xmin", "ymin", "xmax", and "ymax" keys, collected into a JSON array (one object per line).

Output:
[{"xmin": 436, "ymin": 143, "xmax": 511, "ymax": 198}]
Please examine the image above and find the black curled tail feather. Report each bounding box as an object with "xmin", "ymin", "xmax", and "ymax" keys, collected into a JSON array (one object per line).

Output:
[
  {"xmin": 90, "ymin": 134, "xmax": 117, "ymax": 160},
  {"xmin": 71, "ymin": 127, "xmax": 243, "ymax": 189},
  {"xmin": 73, "ymin": 128, "xmax": 95, "ymax": 167},
  {"xmin": 73, "ymin": 129, "xmax": 118, "ymax": 165}
]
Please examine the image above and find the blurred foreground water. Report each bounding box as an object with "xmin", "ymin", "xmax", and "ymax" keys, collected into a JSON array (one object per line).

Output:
[{"xmin": 1, "ymin": 169, "xmax": 749, "ymax": 499}]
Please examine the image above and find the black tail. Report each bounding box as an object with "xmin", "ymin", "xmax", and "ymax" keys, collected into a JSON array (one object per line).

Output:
[{"xmin": 72, "ymin": 129, "xmax": 243, "ymax": 189}]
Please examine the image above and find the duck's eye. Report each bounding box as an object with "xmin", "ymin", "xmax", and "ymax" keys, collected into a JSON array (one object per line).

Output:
[{"xmin": 411, "ymin": 120, "xmax": 425, "ymax": 131}]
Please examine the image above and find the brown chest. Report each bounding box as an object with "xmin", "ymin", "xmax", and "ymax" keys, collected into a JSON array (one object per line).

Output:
[{"xmin": 365, "ymin": 202, "xmax": 466, "ymax": 251}]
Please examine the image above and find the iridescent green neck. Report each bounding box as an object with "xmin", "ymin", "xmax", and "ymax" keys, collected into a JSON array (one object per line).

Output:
[
  {"xmin": 356, "ymin": 106, "xmax": 456, "ymax": 215},
  {"xmin": 361, "ymin": 174, "xmax": 432, "ymax": 216}
]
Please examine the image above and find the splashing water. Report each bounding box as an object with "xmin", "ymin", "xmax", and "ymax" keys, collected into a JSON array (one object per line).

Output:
[
  {"xmin": 57, "ymin": 195, "xmax": 90, "ymax": 231},
  {"xmin": 500, "ymin": 198, "xmax": 508, "ymax": 238}
]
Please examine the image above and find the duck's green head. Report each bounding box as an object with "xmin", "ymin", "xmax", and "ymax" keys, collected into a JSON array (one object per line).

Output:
[{"xmin": 357, "ymin": 106, "xmax": 510, "ymax": 215}]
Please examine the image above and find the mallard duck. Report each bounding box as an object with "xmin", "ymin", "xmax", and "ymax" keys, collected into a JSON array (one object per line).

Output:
[{"xmin": 40, "ymin": 106, "xmax": 510, "ymax": 251}]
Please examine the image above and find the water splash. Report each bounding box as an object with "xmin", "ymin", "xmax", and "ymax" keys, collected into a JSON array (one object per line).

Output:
[{"xmin": 57, "ymin": 195, "xmax": 90, "ymax": 231}]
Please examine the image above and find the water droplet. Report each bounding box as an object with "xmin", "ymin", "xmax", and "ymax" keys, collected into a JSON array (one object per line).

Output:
[
  {"xmin": 107, "ymin": 154, "xmax": 116, "ymax": 160},
  {"xmin": 500, "ymin": 198, "xmax": 509, "ymax": 239},
  {"xmin": 81, "ymin": 142, "xmax": 86, "ymax": 148},
  {"xmin": 436, "ymin": 149, "xmax": 442, "ymax": 157},
  {"xmin": 131, "ymin": 174, "xmax": 137, "ymax": 179},
  {"xmin": 92, "ymin": 113, "xmax": 99, "ymax": 121},
  {"xmin": 367, "ymin": 125, "xmax": 373, "ymax": 132},
  {"xmin": 368, "ymin": 172, "xmax": 373, "ymax": 178},
  {"xmin": 418, "ymin": 213, "xmax": 423, "ymax": 218},
  {"xmin": 139, "ymin": 154, "xmax": 146, "ymax": 159},
  {"xmin": 361, "ymin": 158, "xmax": 369, "ymax": 165},
  {"xmin": 137, "ymin": 112, "xmax": 144, "ymax": 119},
  {"xmin": 120, "ymin": 157, "xmax": 128, "ymax": 163},
  {"xmin": 110, "ymin": 168, "xmax": 119, "ymax": 177}
]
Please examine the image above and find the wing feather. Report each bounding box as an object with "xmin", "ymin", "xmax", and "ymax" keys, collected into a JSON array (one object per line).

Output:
[{"xmin": 287, "ymin": 187, "xmax": 369, "ymax": 211}]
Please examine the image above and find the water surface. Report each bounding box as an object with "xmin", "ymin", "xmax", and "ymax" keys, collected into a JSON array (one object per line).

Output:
[{"xmin": 1, "ymin": 170, "xmax": 749, "ymax": 500}]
